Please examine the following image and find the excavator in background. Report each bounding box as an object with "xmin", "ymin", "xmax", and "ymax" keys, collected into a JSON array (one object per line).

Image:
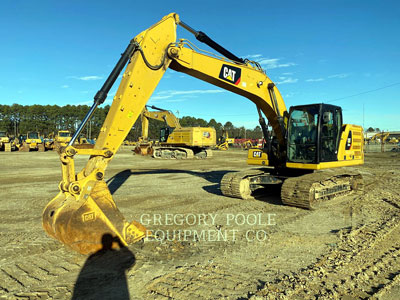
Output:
[
  {"xmin": 369, "ymin": 132, "xmax": 389, "ymax": 144},
  {"xmin": 19, "ymin": 131, "xmax": 45, "ymax": 152},
  {"xmin": 215, "ymin": 131, "xmax": 234, "ymax": 150},
  {"xmin": 134, "ymin": 105, "xmax": 215, "ymax": 158},
  {"xmin": 43, "ymin": 13, "xmax": 364, "ymax": 255},
  {"xmin": 369, "ymin": 132, "xmax": 399, "ymax": 144}
]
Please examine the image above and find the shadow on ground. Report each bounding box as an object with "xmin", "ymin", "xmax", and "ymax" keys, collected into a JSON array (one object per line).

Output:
[
  {"xmin": 72, "ymin": 234, "xmax": 136, "ymax": 300},
  {"xmin": 107, "ymin": 169, "xmax": 284, "ymax": 206},
  {"xmin": 252, "ymin": 184, "xmax": 284, "ymax": 206},
  {"xmin": 106, "ymin": 169, "xmax": 232, "ymax": 195}
]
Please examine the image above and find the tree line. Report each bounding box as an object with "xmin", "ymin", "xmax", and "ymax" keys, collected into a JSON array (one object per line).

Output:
[
  {"xmin": 366, "ymin": 127, "xmax": 381, "ymax": 133},
  {"xmin": 0, "ymin": 104, "xmax": 264, "ymax": 141}
]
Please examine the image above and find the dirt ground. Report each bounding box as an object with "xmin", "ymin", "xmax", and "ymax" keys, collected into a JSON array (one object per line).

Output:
[{"xmin": 0, "ymin": 148, "xmax": 399, "ymax": 300}]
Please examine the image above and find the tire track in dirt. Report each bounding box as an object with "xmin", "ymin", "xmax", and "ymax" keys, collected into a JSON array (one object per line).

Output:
[
  {"xmin": 249, "ymin": 169, "xmax": 400, "ymax": 300},
  {"xmin": 251, "ymin": 211, "xmax": 400, "ymax": 300},
  {"xmin": 140, "ymin": 171, "xmax": 388, "ymax": 299},
  {"xmin": 0, "ymin": 249, "xmax": 82, "ymax": 299},
  {"xmin": 137, "ymin": 192, "xmax": 310, "ymax": 299}
]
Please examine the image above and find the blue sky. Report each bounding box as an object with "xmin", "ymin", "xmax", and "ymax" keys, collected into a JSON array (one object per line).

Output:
[{"xmin": 1, "ymin": 0, "xmax": 399, "ymax": 130}]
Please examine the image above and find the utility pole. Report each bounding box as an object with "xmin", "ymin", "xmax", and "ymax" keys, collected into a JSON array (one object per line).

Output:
[
  {"xmin": 363, "ymin": 104, "xmax": 367, "ymax": 150},
  {"xmin": 363, "ymin": 104, "xmax": 365, "ymax": 129},
  {"xmin": 363, "ymin": 104, "xmax": 365, "ymax": 142}
]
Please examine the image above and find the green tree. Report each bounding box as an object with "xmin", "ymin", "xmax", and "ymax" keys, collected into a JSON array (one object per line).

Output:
[{"xmin": 0, "ymin": 104, "xmax": 267, "ymax": 144}]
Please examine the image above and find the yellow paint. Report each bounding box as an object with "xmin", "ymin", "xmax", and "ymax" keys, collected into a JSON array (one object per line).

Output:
[{"xmin": 247, "ymin": 149, "xmax": 270, "ymax": 166}]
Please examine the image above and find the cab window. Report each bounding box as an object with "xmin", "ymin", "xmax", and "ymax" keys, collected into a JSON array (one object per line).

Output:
[{"xmin": 287, "ymin": 107, "xmax": 319, "ymax": 163}]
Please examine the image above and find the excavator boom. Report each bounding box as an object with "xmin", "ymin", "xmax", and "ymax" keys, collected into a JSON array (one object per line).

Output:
[{"xmin": 43, "ymin": 13, "xmax": 179, "ymax": 254}]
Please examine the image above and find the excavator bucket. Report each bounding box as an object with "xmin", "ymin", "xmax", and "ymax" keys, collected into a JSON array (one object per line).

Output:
[
  {"xmin": 134, "ymin": 143, "xmax": 154, "ymax": 156},
  {"xmin": 42, "ymin": 180, "xmax": 147, "ymax": 255}
]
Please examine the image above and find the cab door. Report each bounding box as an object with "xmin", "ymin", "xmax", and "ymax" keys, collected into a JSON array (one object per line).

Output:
[
  {"xmin": 319, "ymin": 106, "xmax": 342, "ymax": 162},
  {"xmin": 160, "ymin": 127, "xmax": 170, "ymax": 142}
]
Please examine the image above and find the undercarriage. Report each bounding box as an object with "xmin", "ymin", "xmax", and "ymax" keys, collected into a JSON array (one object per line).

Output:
[{"xmin": 221, "ymin": 167, "xmax": 363, "ymax": 209}]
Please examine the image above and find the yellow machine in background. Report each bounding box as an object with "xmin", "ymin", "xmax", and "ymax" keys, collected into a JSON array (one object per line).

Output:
[
  {"xmin": 55, "ymin": 130, "xmax": 72, "ymax": 147},
  {"xmin": 369, "ymin": 132, "xmax": 399, "ymax": 144},
  {"xmin": 241, "ymin": 140, "xmax": 254, "ymax": 150},
  {"xmin": 45, "ymin": 130, "xmax": 72, "ymax": 151},
  {"xmin": 215, "ymin": 131, "xmax": 234, "ymax": 150},
  {"xmin": 135, "ymin": 105, "xmax": 215, "ymax": 158},
  {"xmin": 0, "ymin": 131, "xmax": 12, "ymax": 152},
  {"xmin": 134, "ymin": 105, "xmax": 179, "ymax": 155},
  {"xmin": 44, "ymin": 134, "xmax": 54, "ymax": 151},
  {"xmin": 369, "ymin": 132, "xmax": 389, "ymax": 144},
  {"xmin": 19, "ymin": 131, "xmax": 44, "ymax": 152},
  {"xmin": 43, "ymin": 13, "xmax": 364, "ymax": 254},
  {"xmin": 157, "ymin": 126, "xmax": 215, "ymax": 158},
  {"xmin": 77, "ymin": 136, "xmax": 91, "ymax": 145}
]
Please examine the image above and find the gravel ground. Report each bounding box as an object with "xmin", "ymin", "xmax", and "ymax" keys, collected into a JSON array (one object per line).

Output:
[{"xmin": 0, "ymin": 148, "xmax": 399, "ymax": 299}]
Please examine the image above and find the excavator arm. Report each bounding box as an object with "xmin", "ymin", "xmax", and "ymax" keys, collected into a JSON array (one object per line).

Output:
[
  {"xmin": 43, "ymin": 13, "xmax": 289, "ymax": 254},
  {"xmin": 140, "ymin": 105, "xmax": 181, "ymax": 140},
  {"xmin": 143, "ymin": 105, "xmax": 181, "ymax": 128}
]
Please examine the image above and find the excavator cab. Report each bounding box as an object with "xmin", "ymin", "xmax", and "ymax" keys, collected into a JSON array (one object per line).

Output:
[
  {"xmin": 160, "ymin": 127, "xmax": 171, "ymax": 143},
  {"xmin": 287, "ymin": 104, "xmax": 343, "ymax": 164}
]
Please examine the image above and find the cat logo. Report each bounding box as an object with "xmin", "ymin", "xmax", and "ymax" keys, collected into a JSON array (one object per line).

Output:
[
  {"xmin": 82, "ymin": 211, "xmax": 96, "ymax": 222},
  {"xmin": 219, "ymin": 64, "xmax": 241, "ymax": 85},
  {"xmin": 345, "ymin": 131, "xmax": 352, "ymax": 150},
  {"xmin": 252, "ymin": 150, "xmax": 262, "ymax": 158},
  {"xmin": 203, "ymin": 131, "xmax": 211, "ymax": 138}
]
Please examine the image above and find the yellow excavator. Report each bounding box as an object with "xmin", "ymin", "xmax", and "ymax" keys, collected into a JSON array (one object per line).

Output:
[
  {"xmin": 369, "ymin": 132, "xmax": 389, "ymax": 144},
  {"xmin": 43, "ymin": 13, "xmax": 364, "ymax": 254},
  {"xmin": 215, "ymin": 130, "xmax": 234, "ymax": 151},
  {"xmin": 134, "ymin": 105, "xmax": 215, "ymax": 158},
  {"xmin": 369, "ymin": 132, "xmax": 399, "ymax": 144}
]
